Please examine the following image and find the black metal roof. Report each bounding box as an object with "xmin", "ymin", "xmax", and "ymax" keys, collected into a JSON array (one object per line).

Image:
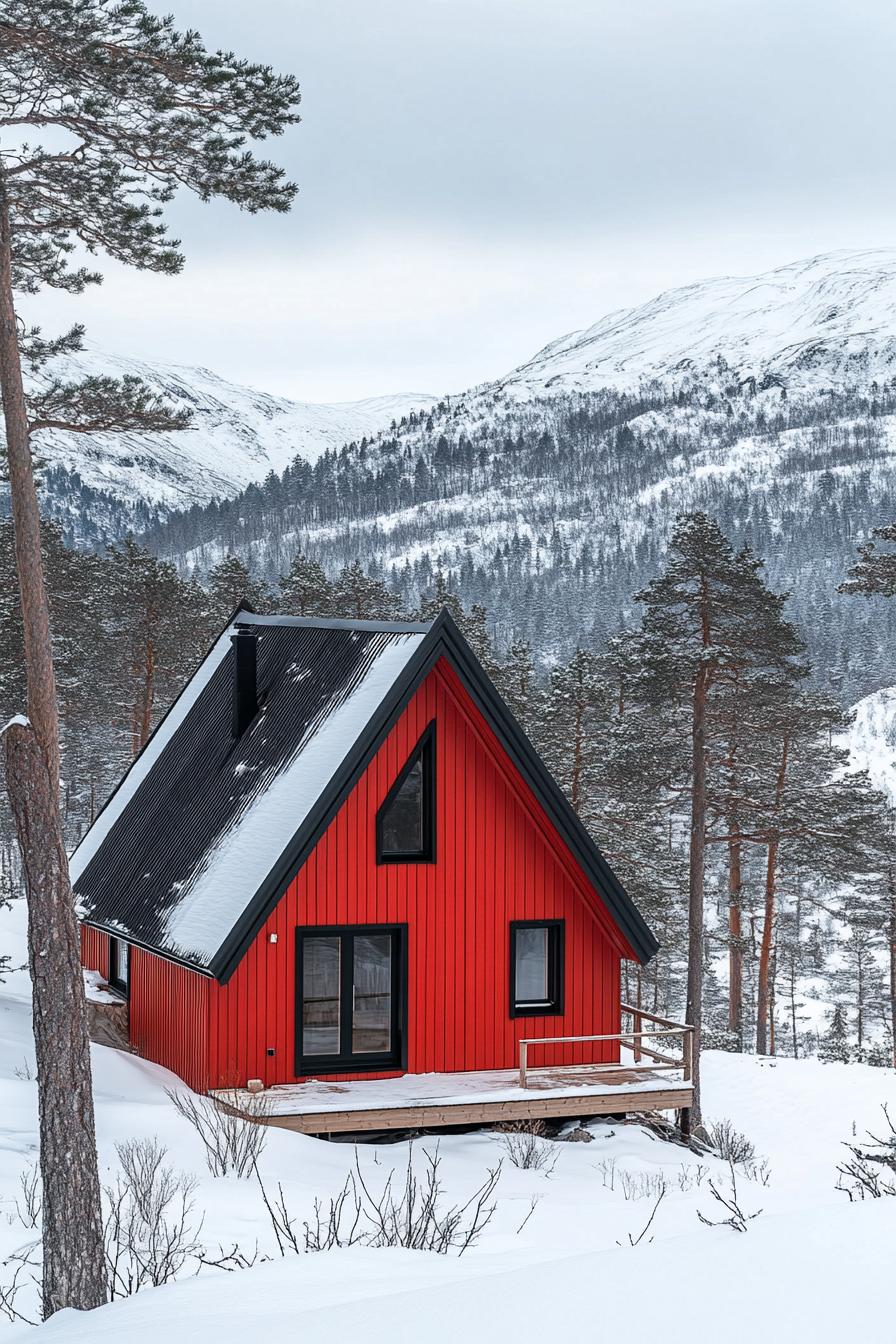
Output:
[{"xmin": 73, "ymin": 608, "xmax": 658, "ymax": 979}]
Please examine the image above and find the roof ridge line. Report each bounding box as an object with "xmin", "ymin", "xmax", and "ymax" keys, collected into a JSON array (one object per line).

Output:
[{"xmin": 236, "ymin": 613, "xmax": 434, "ymax": 633}]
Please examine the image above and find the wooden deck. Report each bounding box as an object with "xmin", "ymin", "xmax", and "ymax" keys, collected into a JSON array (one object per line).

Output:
[
  {"xmin": 213, "ymin": 1063, "xmax": 693, "ymax": 1135},
  {"xmin": 212, "ymin": 1006, "xmax": 694, "ymax": 1136}
]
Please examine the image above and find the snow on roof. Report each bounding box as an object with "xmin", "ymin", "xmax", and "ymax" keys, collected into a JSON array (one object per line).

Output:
[
  {"xmin": 69, "ymin": 627, "xmax": 234, "ymax": 883},
  {"xmin": 72, "ymin": 613, "xmax": 429, "ymax": 972}
]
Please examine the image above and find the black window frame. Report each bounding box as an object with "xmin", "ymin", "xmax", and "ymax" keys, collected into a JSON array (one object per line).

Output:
[
  {"xmin": 108, "ymin": 936, "xmax": 130, "ymax": 999},
  {"xmin": 295, "ymin": 923, "xmax": 407, "ymax": 1075},
  {"xmin": 375, "ymin": 721, "xmax": 436, "ymax": 864},
  {"xmin": 509, "ymin": 920, "xmax": 565, "ymax": 1018}
]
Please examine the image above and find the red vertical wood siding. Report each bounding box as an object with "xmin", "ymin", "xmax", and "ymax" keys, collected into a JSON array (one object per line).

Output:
[
  {"xmin": 79, "ymin": 925, "xmax": 211, "ymax": 1091},
  {"xmin": 80, "ymin": 924, "xmax": 109, "ymax": 976},
  {"xmin": 206, "ymin": 657, "xmax": 627, "ymax": 1090},
  {"xmin": 129, "ymin": 949, "xmax": 211, "ymax": 1092}
]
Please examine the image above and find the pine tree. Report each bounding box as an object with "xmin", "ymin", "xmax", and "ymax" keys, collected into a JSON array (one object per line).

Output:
[
  {"xmin": 746, "ymin": 696, "xmax": 890, "ymax": 1054},
  {"xmin": 539, "ymin": 649, "xmax": 608, "ymax": 813},
  {"xmin": 840, "ymin": 523, "xmax": 896, "ymax": 598},
  {"xmin": 419, "ymin": 569, "xmax": 466, "ymax": 625},
  {"xmin": 106, "ymin": 540, "xmax": 206, "ymax": 755},
  {"xmin": 495, "ymin": 639, "xmax": 539, "ymax": 738},
  {"xmin": 207, "ymin": 554, "xmax": 272, "ymax": 629},
  {"xmin": 632, "ymin": 513, "xmax": 805, "ymax": 1124},
  {"xmin": 278, "ymin": 553, "xmax": 332, "ymax": 616},
  {"xmin": 331, "ymin": 560, "xmax": 403, "ymax": 620},
  {"xmin": 0, "ymin": 2, "xmax": 300, "ymax": 1316},
  {"xmin": 819, "ymin": 1004, "xmax": 851, "ymax": 1063}
]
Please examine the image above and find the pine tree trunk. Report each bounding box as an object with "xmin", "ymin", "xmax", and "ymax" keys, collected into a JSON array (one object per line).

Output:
[
  {"xmin": 789, "ymin": 962, "xmax": 799, "ymax": 1058},
  {"xmin": 686, "ymin": 657, "xmax": 709, "ymax": 1128},
  {"xmin": 137, "ymin": 636, "xmax": 155, "ymax": 754},
  {"xmin": 0, "ymin": 173, "xmax": 107, "ymax": 1317},
  {"xmin": 768, "ymin": 936, "xmax": 777, "ymax": 1056},
  {"xmin": 0, "ymin": 177, "xmax": 59, "ymax": 790},
  {"xmin": 727, "ymin": 831, "xmax": 743, "ymax": 1045},
  {"xmin": 756, "ymin": 733, "xmax": 788, "ymax": 1055},
  {"xmin": 890, "ymin": 880, "xmax": 896, "ymax": 1070},
  {"xmin": 4, "ymin": 725, "xmax": 107, "ymax": 1317},
  {"xmin": 756, "ymin": 836, "xmax": 778, "ymax": 1055}
]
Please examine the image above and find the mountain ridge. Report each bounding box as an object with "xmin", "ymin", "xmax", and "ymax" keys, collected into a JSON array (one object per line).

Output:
[
  {"xmin": 13, "ymin": 345, "xmax": 434, "ymax": 544},
  {"xmin": 143, "ymin": 247, "xmax": 896, "ymax": 705},
  {"xmin": 486, "ymin": 247, "xmax": 896, "ymax": 399}
]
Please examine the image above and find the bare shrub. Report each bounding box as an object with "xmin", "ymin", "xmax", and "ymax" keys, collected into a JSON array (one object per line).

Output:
[
  {"xmin": 13, "ymin": 1165, "xmax": 41, "ymax": 1230},
  {"xmin": 696, "ymin": 1161, "xmax": 762, "ymax": 1232},
  {"xmin": 104, "ymin": 1138, "xmax": 204, "ymax": 1298},
  {"xmin": 676, "ymin": 1163, "xmax": 708, "ymax": 1192},
  {"xmin": 704, "ymin": 1118, "xmax": 755, "ymax": 1167},
  {"xmin": 596, "ymin": 1156, "xmax": 617, "ymax": 1189},
  {"xmin": 255, "ymin": 1145, "xmax": 501, "ymax": 1258},
  {"xmin": 0, "ymin": 1242, "xmax": 40, "ymax": 1326},
  {"xmin": 167, "ymin": 1087, "xmax": 269, "ymax": 1177},
  {"xmin": 515, "ymin": 1195, "xmax": 542, "ymax": 1234},
  {"xmin": 616, "ymin": 1188, "xmax": 666, "ymax": 1246},
  {"xmin": 836, "ymin": 1104, "xmax": 896, "ymax": 1200},
  {"xmin": 495, "ymin": 1120, "xmax": 559, "ymax": 1173},
  {"xmin": 705, "ymin": 1119, "xmax": 770, "ymax": 1184},
  {"xmin": 619, "ymin": 1169, "xmax": 667, "ymax": 1202}
]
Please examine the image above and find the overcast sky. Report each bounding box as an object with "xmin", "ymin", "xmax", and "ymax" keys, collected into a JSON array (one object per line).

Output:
[{"xmin": 26, "ymin": 0, "xmax": 896, "ymax": 401}]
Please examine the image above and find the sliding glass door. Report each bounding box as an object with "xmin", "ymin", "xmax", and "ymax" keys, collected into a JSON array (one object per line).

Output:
[{"xmin": 296, "ymin": 925, "xmax": 404, "ymax": 1073}]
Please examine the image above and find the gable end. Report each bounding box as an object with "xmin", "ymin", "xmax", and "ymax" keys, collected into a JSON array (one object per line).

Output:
[{"xmin": 210, "ymin": 611, "xmax": 658, "ymax": 982}]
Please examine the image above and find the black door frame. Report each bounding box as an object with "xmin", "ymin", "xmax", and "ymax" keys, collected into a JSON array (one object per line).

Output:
[{"xmin": 295, "ymin": 923, "xmax": 407, "ymax": 1075}]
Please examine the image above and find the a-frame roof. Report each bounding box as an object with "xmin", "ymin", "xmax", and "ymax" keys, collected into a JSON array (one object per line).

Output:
[{"xmin": 71, "ymin": 608, "xmax": 658, "ymax": 980}]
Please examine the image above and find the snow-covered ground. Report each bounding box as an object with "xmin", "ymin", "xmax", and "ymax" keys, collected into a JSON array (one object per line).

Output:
[{"xmin": 0, "ymin": 897, "xmax": 893, "ymax": 1341}]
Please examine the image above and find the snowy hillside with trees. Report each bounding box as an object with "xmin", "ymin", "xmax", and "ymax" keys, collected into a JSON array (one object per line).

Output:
[
  {"xmin": 144, "ymin": 249, "xmax": 896, "ymax": 704},
  {"xmin": 10, "ymin": 346, "xmax": 433, "ymax": 545}
]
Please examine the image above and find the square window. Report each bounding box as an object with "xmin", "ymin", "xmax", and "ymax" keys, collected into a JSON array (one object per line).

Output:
[{"xmin": 510, "ymin": 921, "xmax": 564, "ymax": 1017}]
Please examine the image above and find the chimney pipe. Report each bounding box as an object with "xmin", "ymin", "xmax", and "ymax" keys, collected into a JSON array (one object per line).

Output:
[{"xmin": 231, "ymin": 630, "xmax": 258, "ymax": 738}]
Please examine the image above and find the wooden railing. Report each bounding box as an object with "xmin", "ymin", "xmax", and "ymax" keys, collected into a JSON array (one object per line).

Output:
[{"xmin": 518, "ymin": 1003, "xmax": 693, "ymax": 1089}]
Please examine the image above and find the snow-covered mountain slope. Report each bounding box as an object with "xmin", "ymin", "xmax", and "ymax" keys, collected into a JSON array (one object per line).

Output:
[
  {"xmin": 146, "ymin": 249, "xmax": 896, "ymax": 703},
  {"xmin": 846, "ymin": 687, "xmax": 896, "ymax": 803},
  {"xmin": 20, "ymin": 347, "xmax": 433, "ymax": 540},
  {"xmin": 491, "ymin": 248, "xmax": 896, "ymax": 399}
]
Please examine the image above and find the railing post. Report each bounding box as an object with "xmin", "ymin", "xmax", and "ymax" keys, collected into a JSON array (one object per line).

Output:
[
  {"xmin": 682, "ymin": 1026, "xmax": 693, "ymax": 1082},
  {"xmin": 633, "ymin": 1007, "xmax": 642, "ymax": 1064},
  {"xmin": 519, "ymin": 1041, "xmax": 528, "ymax": 1089}
]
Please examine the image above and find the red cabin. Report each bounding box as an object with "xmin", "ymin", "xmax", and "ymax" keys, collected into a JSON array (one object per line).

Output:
[{"xmin": 75, "ymin": 610, "xmax": 684, "ymax": 1132}]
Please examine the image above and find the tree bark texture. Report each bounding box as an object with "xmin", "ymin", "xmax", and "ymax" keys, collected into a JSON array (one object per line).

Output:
[
  {"xmin": 756, "ymin": 733, "xmax": 789, "ymax": 1054},
  {"xmin": 889, "ymin": 877, "xmax": 896, "ymax": 1070},
  {"xmin": 4, "ymin": 724, "xmax": 107, "ymax": 1317},
  {"xmin": 686, "ymin": 657, "xmax": 709, "ymax": 1129},
  {"xmin": 131, "ymin": 635, "xmax": 155, "ymax": 756},
  {"xmin": 0, "ymin": 169, "xmax": 107, "ymax": 1317},
  {"xmin": 0, "ymin": 176, "xmax": 60, "ymax": 796},
  {"xmin": 727, "ymin": 831, "xmax": 743, "ymax": 1044}
]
